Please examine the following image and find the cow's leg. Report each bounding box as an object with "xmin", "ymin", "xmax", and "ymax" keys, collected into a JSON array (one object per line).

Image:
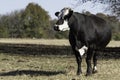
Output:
[
  {"xmin": 74, "ymin": 50, "xmax": 82, "ymax": 75},
  {"xmin": 93, "ymin": 52, "xmax": 98, "ymax": 73},
  {"xmin": 86, "ymin": 48, "xmax": 93, "ymax": 76},
  {"xmin": 69, "ymin": 32, "xmax": 82, "ymax": 75}
]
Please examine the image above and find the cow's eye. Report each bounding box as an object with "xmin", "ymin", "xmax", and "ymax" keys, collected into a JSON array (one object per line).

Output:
[
  {"xmin": 59, "ymin": 19, "xmax": 64, "ymax": 24},
  {"xmin": 56, "ymin": 19, "xmax": 64, "ymax": 25}
]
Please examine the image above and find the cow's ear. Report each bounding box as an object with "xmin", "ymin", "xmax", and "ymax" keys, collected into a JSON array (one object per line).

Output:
[
  {"xmin": 55, "ymin": 12, "xmax": 60, "ymax": 17},
  {"xmin": 69, "ymin": 10, "xmax": 73, "ymax": 18}
]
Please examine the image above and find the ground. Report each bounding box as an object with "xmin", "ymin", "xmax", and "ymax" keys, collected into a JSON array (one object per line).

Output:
[
  {"xmin": 0, "ymin": 39, "xmax": 119, "ymax": 80},
  {"xmin": 0, "ymin": 53, "xmax": 120, "ymax": 80},
  {"xmin": 0, "ymin": 38, "xmax": 120, "ymax": 47}
]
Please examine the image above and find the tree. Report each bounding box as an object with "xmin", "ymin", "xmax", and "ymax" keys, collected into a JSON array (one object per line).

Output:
[
  {"xmin": 0, "ymin": 3, "xmax": 51, "ymax": 38},
  {"xmin": 8, "ymin": 10, "xmax": 24, "ymax": 38},
  {"xmin": 22, "ymin": 3, "xmax": 50, "ymax": 38},
  {"xmin": 75, "ymin": 0, "xmax": 120, "ymax": 18},
  {"xmin": 0, "ymin": 15, "xmax": 9, "ymax": 37}
]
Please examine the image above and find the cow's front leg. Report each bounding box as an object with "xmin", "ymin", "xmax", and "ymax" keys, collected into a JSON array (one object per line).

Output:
[
  {"xmin": 86, "ymin": 48, "xmax": 93, "ymax": 76},
  {"xmin": 74, "ymin": 51, "xmax": 82, "ymax": 75},
  {"xmin": 75, "ymin": 45, "xmax": 88, "ymax": 75}
]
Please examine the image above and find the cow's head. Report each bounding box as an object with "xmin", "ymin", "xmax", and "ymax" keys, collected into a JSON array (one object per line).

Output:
[{"xmin": 54, "ymin": 7, "xmax": 73, "ymax": 31}]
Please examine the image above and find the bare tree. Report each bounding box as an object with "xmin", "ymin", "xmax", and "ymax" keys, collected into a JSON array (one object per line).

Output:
[{"xmin": 75, "ymin": 0, "xmax": 120, "ymax": 18}]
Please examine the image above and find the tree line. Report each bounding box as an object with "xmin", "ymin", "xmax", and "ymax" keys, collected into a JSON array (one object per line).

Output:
[
  {"xmin": 0, "ymin": 3, "xmax": 51, "ymax": 38},
  {"xmin": 0, "ymin": 3, "xmax": 120, "ymax": 40}
]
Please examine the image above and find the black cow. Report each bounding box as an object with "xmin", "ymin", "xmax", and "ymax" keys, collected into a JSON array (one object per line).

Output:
[{"xmin": 54, "ymin": 7, "xmax": 111, "ymax": 76}]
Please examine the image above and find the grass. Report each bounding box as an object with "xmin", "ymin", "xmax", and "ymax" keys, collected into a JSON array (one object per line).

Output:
[
  {"xmin": 0, "ymin": 39, "xmax": 69, "ymax": 46},
  {"xmin": 0, "ymin": 53, "xmax": 120, "ymax": 80},
  {"xmin": 0, "ymin": 39, "xmax": 119, "ymax": 80},
  {"xmin": 0, "ymin": 38, "xmax": 120, "ymax": 47}
]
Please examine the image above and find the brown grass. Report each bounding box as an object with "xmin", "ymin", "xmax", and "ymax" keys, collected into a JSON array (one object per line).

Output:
[
  {"xmin": 0, "ymin": 38, "xmax": 119, "ymax": 47},
  {"xmin": 0, "ymin": 39, "xmax": 119, "ymax": 80},
  {"xmin": 0, "ymin": 53, "xmax": 120, "ymax": 80},
  {"xmin": 0, "ymin": 39, "xmax": 69, "ymax": 46}
]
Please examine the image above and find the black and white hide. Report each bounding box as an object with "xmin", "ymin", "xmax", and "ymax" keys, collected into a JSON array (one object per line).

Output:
[{"xmin": 54, "ymin": 7, "xmax": 111, "ymax": 76}]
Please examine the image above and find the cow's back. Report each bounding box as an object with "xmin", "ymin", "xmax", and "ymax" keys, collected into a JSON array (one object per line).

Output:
[{"xmin": 72, "ymin": 13, "xmax": 112, "ymax": 48}]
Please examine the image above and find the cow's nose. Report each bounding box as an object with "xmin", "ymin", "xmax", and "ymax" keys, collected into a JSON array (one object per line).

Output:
[{"xmin": 54, "ymin": 26, "xmax": 60, "ymax": 31}]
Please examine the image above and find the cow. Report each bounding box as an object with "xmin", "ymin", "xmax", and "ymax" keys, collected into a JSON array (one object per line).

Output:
[{"xmin": 54, "ymin": 7, "xmax": 111, "ymax": 76}]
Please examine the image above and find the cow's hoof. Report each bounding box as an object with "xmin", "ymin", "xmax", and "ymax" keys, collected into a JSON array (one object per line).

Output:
[
  {"xmin": 77, "ymin": 70, "xmax": 82, "ymax": 75},
  {"xmin": 92, "ymin": 70, "xmax": 98, "ymax": 74},
  {"xmin": 77, "ymin": 72, "xmax": 81, "ymax": 75},
  {"xmin": 85, "ymin": 73, "xmax": 92, "ymax": 76},
  {"xmin": 77, "ymin": 73, "xmax": 80, "ymax": 75},
  {"xmin": 77, "ymin": 72, "xmax": 82, "ymax": 75}
]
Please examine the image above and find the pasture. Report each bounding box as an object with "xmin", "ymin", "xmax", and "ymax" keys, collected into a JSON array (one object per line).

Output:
[{"xmin": 0, "ymin": 39, "xmax": 120, "ymax": 80}]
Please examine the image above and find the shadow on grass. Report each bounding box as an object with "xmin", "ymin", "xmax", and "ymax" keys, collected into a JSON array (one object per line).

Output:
[{"xmin": 0, "ymin": 70, "xmax": 66, "ymax": 76}]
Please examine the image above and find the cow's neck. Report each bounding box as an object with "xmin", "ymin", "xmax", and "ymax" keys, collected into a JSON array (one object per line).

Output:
[
  {"xmin": 68, "ymin": 13, "xmax": 87, "ymax": 44},
  {"xmin": 68, "ymin": 13, "xmax": 79, "ymax": 35}
]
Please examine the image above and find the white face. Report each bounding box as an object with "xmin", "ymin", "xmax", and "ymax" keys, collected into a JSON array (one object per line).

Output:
[
  {"xmin": 55, "ymin": 20, "xmax": 70, "ymax": 31},
  {"xmin": 54, "ymin": 8, "xmax": 70, "ymax": 31}
]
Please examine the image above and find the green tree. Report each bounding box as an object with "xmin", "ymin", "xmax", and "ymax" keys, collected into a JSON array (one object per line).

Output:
[
  {"xmin": 0, "ymin": 15, "xmax": 9, "ymax": 37},
  {"xmin": 8, "ymin": 10, "xmax": 24, "ymax": 38},
  {"xmin": 22, "ymin": 3, "xmax": 50, "ymax": 38}
]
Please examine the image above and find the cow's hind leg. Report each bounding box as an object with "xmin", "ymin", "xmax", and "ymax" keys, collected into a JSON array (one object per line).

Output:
[
  {"xmin": 86, "ymin": 48, "xmax": 93, "ymax": 76},
  {"xmin": 93, "ymin": 52, "xmax": 98, "ymax": 73}
]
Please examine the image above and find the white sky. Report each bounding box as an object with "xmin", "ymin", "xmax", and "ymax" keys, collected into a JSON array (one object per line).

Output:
[{"xmin": 0, "ymin": 0, "xmax": 110, "ymax": 19}]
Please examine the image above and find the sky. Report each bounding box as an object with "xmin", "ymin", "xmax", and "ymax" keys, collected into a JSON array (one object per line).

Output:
[{"xmin": 0, "ymin": 0, "xmax": 110, "ymax": 19}]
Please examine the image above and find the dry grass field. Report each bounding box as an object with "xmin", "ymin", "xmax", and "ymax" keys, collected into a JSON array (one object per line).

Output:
[
  {"xmin": 0, "ymin": 53, "xmax": 120, "ymax": 80},
  {"xmin": 0, "ymin": 38, "xmax": 120, "ymax": 47},
  {"xmin": 0, "ymin": 39, "xmax": 119, "ymax": 80},
  {"xmin": 0, "ymin": 39, "xmax": 69, "ymax": 46}
]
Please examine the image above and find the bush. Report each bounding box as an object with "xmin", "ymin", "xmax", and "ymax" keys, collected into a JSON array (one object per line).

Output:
[{"xmin": 112, "ymin": 33, "xmax": 120, "ymax": 41}]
